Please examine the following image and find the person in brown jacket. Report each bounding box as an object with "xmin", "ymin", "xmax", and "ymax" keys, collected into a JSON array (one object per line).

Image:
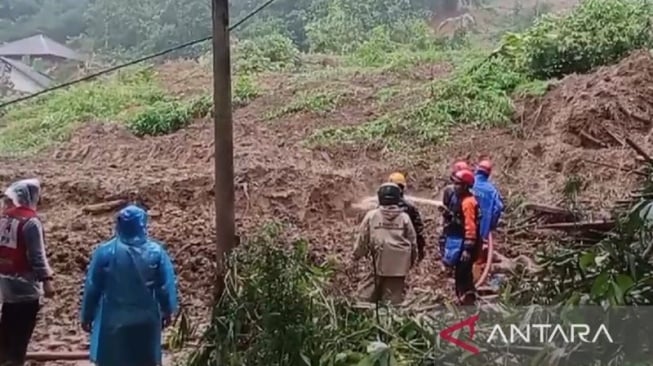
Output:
[{"xmin": 353, "ymin": 183, "xmax": 417, "ymax": 305}]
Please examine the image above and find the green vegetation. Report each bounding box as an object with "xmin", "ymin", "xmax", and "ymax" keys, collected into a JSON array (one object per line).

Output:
[
  {"xmin": 267, "ymin": 90, "xmax": 351, "ymax": 119},
  {"xmin": 0, "ymin": 68, "xmax": 253, "ymax": 153},
  {"xmin": 0, "ymin": 69, "xmax": 165, "ymax": 153},
  {"xmin": 308, "ymin": 0, "xmax": 653, "ymax": 149}
]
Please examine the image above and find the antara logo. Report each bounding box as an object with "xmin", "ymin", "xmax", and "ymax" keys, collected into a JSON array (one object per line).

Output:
[{"xmin": 439, "ymin": 314, "xmax": 614, "ymax": 355}]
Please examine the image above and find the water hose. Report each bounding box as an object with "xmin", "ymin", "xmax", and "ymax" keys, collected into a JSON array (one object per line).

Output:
[{"xmin": 474, "ymin": 232, "xmax": 494, "ymax": 288}]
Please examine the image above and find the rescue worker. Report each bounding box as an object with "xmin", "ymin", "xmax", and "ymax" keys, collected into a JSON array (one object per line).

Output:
[
  {"xmin": 353, "ymin": 183, "xmax": 417, "ymax": 305},
  {"xmin": 81, "ymin": 205, "xmax": 178, "ymax": 366},
  {"xmin": 0, "ymin": 179, "xmax": 54, "ymax": 366},
  {"xmin": 388, "ymin": 172, "xmax": 426, "ymax": 262},
  {"xmin": 441, "ymin": 169, "xmax": 480, "ymax": 305},
  {"xmin": 472, "ymin": 159, "xmax": 505, "ymax": 283},
  {"xmin": 438, "ymin": 161, "xmax": 471, "ymax": 263}
]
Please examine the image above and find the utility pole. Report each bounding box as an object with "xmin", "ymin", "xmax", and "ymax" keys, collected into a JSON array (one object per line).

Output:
[{"xmin": 212, "ymin": 0, "xmax": 235, "ymax": 302}]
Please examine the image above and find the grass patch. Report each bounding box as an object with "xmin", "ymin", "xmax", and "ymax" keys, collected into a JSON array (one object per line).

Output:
[
  {"xmin": 0, "ymin": 67, "xmax": 261, "ymax": 154},
  {"xmin": 267, "ymin": 90, "xmax": 351, "ymax": 119},
  {"xmin": 309, "ymin": 56, "xmax": 532, "ymax": 148},
  {"xmin": 0, "ymin": 68, "xmax": 166, "ymax": 154}
]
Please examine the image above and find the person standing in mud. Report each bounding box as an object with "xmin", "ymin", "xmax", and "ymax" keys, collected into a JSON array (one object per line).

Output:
[
  {"xmin": 441, "ymin": 169, "xmax": 480, "ymax": 305},
  {"xmin": 353, "ymin": 183, "xmax": 417, "ymax": 305},
  {"xmin": 81, "ymin": 204, "xmax": 178, "ymax": 366},
  {"xmin": 0, "ymin": 179, "xmax": 55, "ymax": 366},
  {"xmin": 388, "ymin": 172, "xmax": 426, "ymax": 262},
  {"xmin": 472, "ymin": 159, "xmax": 504, "ymax": 284},
  {"xmin": 438, "ymin": 161, "xmax": 471, "ymax": 271}
]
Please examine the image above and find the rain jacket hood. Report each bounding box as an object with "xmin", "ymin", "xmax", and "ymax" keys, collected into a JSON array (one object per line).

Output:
[
  {"xmin": 4, "ymin": 179, "xmax": 40, "ymax": 210},
  {"xmin": 116, "ymin": 205, "xmax": 148, "ymax": 246},
  {"xmin": 472, "ymin": 172, "xmax": 504, "ymax": 240},
  {"xmin": 81, "ymin": 204, "xmax": 178, "ymax": 366}
]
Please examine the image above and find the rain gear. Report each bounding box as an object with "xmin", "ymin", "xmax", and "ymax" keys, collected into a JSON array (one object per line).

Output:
[
  {"xmin": 471, "ymin": 172, "xmax": 504, "ymax": 283},
  {"xmin": 0, "ymin": 179, "xmax": 52, "ymax": 366},
  {"xmin": 354, "ymin": 205, "xmax": 416, "ymax": 304},
  {"xmin": 81, "ymin": 205, "xmax": 178, "ymax": 366},
  {"xmin": 472, "ymin": 172, "xmax": 504, "ymax": 241},
  {"xmin": 0, "ymin": 178, "xmax": 52, "ymax": 302}
]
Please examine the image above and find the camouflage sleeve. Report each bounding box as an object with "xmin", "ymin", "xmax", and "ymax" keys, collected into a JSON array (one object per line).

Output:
[
  {"xmin": 406, "ymin": 202, "xmax": 425, "ymax": 254},
  {"xmin": 404, "ymin": 214, "xmax": 417, "ymax": 260},
  {"xmin": 353, "ymin": 212, "xmax": 371, "ymax": 260}
]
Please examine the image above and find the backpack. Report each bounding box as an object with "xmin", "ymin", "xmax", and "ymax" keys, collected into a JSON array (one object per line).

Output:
[{"xmin": 441, "ymin": 192, "xmax": 482, "ymax": 267}]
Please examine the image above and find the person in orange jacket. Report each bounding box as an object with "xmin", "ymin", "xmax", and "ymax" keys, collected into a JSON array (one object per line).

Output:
[{"xmin": 441, "ymin": 169, "xmax": 480, "ymax": 305}]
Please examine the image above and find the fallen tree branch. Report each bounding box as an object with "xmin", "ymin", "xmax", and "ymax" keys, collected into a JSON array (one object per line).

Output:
[
  {"xmin": 625, "ymin": 137, "xmax": 653, "ymax": 165},
  {"xmin": 82, "ymin": 199, "xmax": 128, "ymax": 215},
  {"xmin": 523, "ymin": 203, "xmax": 576, "ymax": 217},
  {"xmin": 537, "ymin": 220, "xmax": 615, "ymax": 231},
  {"xmin": 581, "ymin": 158, "xmax": 647, "ymax": 176},
  {"xmin": 26, "ymin": 352, "xmax": 88, "ymax": 361}
]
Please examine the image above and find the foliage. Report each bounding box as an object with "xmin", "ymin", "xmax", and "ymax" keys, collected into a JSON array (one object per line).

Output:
[
  {"xmin": 511, "ymin": 174, "xmax": 653, "ymax": 306},
  {"xmin": 0, "ymin": 68, "xmax": 166, "ymax": 154},
  {"xmin": 126, "ymin": 101, "xmax": 190, "ymax": 137},
  {"xmin": 233, "ymin": 74, "xmax": 260, "ymax": 107},
  {"xmin": 348, "ymin": 21, "xmax": 452, "ymax": 70},
  {"xmin": 233, "ymin": 33, "xmax": 301, "ymax": 74},
  {"xmin": 305, "ymin": 0, "xmax": 430, "ymax": 54},
  {"xmin": 268, "ymin": 90, "xmax": 351, "ymax": 119},
  {"xmin": 309, "ymin": 55, "xmax": 531, "ymax": 148},
  {"xmin": 498, "ymin": 0, "xmax": 653, "ymax": 79},
  {"xmin": 0, "ymin": 0, "xmax": 89, "ymax": 43}
]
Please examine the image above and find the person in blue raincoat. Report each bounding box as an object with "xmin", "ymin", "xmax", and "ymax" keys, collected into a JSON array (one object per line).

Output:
[
  {"xmin": 80, "ymin": 205, "xmax": 178, "ymax": 366},
  {"xmin": 471, "ymin": 159, "xmax": 504, "ymax": 281}
]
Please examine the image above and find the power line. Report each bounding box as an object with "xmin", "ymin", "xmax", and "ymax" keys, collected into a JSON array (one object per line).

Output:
[{"xmin": 0, "ymin": 0, "xmax": 277, "ymax": 110}]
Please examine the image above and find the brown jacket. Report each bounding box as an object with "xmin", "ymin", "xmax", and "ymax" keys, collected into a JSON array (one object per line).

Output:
[{"xmin": 353, "ymin": 205, "xmax": 417, "ymax": 277}]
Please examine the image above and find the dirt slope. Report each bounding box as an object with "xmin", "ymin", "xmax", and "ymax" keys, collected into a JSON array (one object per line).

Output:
[{"xmin": 0, "ymin": 49, "xmax": 651, "ymax": 360}]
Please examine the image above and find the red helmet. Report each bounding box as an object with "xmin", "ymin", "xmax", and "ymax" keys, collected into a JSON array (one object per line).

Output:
[
  {"xmin": 452, "ymin": 169, "xmax": 475, "ymax": 186},
  {"xmin": 452, "ymin": 161, "xmax": 471, "ymax": 173},
  {"xmin": 477, "ymin": 160, "xmax": 492, "ymax": 175}
]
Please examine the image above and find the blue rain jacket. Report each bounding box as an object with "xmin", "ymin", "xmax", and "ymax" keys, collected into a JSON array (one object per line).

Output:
[
  {"xmin": 80, "ymin": 205, "xmax": 178, "ymax": 366},
  {"xmin": 472, "ymin": 172, "xmax": 504, "ymax": 241}
]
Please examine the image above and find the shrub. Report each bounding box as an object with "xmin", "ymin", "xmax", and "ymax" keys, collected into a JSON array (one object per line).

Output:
[
  {"xmin": 502, "ymin": 0, "xmax": 653, "ymax": 78},
  {"xmin": 233, "ymin": 33, "xmax": 300, "ymax": 74},
  {"xmin": 126, "ymin": 100, "xmax": 192, "ymax": 136},
  {"xmin": 0, "ymin": 68, "xmax": 166, "ymax": 154}
]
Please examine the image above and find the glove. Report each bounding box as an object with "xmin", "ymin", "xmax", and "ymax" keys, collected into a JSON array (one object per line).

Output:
[{"xmin": 460, "ymin": 239, "xmax": 475, "ymax": 262}]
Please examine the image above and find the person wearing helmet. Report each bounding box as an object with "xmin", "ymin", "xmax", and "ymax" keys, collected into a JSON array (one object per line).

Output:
[
  {"xmin": 81, "ymin": 204, "xmax": 178, "ymax": 366},
  {"xmin": 0, "ymin": 179, "xmax": 55, "ymax": 366},
  {"xmin": 438, "ymin": 161, "xmax": 471, "ymax": 264},
  {"xmin": 388, "ymin": 172, "xmax": 426, "ymax": 262},
  {"xmin": 353, "ymin": 183, "xmax": 417, "ymax": 305},
  {"xmin": 472, "ymin": 159, "xmax": 505, "ymax": 283},
  {"xmin": 441, "ymin": 169, "xmax": 480, "ymax": 305}
]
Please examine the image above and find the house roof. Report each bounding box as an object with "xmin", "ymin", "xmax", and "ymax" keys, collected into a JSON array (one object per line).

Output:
[
  {"xmin": 0, "ymin": 57, "xmax": 52, "ymax": 88},
  {"xmin": 0, "ymin": 34, "xmax": 83, "ymax": 61}
]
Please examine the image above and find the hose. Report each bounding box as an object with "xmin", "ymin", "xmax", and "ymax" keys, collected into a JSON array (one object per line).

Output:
[{"xmin": 474, "ymin": 232, "xmax": 494, "ymax": 288}]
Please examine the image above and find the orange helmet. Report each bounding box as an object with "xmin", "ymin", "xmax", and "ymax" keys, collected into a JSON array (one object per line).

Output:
[
  {"xmin": 477, "ymin": 160, "xmax": 492, "ymax": 175},
  {"xmin": 452, "ymin": 161, "xmax": 471, "ymax": 173},
  {"xmin": 452, "ymin": 169, "xmax": 475, "ymax": 186}
]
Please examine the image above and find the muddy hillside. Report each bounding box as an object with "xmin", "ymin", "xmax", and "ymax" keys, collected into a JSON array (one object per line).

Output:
[{"xmin": 0, "ymin": 50, "xmax": 652, "ymax": 355}]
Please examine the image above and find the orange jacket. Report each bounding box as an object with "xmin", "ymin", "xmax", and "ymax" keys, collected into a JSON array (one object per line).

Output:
[{"xmin": 460, "ymin": 195, "xmax": 479, "ymax": 242}]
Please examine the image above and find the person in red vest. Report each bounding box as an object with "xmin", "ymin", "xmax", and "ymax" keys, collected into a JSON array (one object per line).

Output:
[{"xmin": 0, "ymin": 179, "xmax": 55, "ymax": 366}]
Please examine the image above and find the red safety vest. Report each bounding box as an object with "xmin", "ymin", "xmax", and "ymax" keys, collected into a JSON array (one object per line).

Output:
[{"xmin": 0, "ymin": 206, "xmax": 37, "ymax": 274}]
